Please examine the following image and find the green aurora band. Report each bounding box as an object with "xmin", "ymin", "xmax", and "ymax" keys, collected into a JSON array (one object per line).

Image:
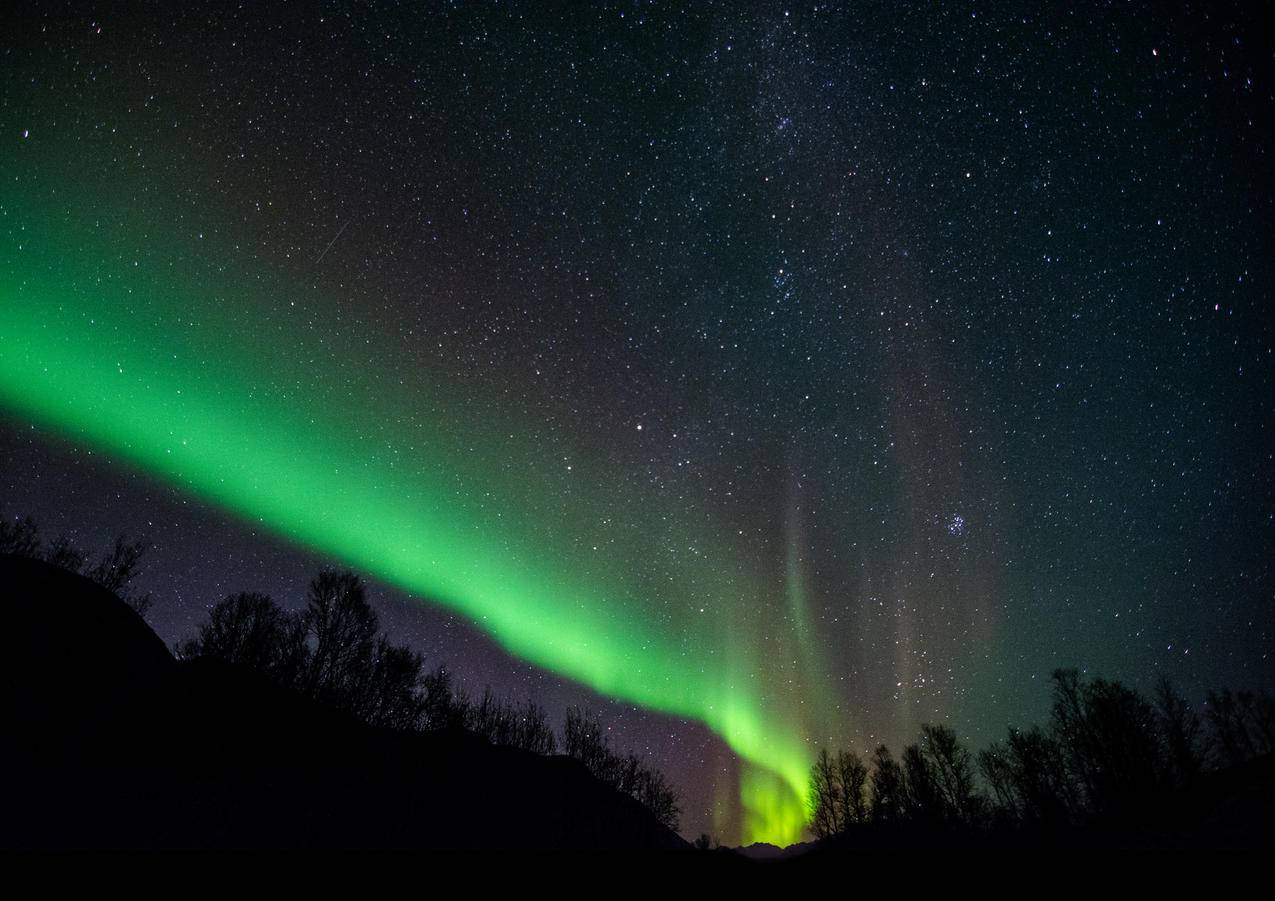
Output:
[{"xmin": 0, "ymin": 194, "xmax": 838, "ymax": 845}]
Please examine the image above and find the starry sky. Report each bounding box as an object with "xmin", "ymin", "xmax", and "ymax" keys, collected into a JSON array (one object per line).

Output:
[{"xmin": 1, "ymin": 1, "xmax": 1272, "ymax": 845}]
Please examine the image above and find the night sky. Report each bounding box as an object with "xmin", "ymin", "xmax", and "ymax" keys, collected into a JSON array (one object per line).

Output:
[{"xmin": 2, "ymin": 1, "xmax": 1272, "ymax": 844}]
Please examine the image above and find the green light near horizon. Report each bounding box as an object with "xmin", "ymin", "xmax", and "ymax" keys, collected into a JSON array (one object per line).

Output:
[
  {"xmin": 0, "ymin": 199, "xmax": 827, "ymax": 845},
  {"xmin": 740, "ymin": 764, "xmax": 808, "ymax": 846}
]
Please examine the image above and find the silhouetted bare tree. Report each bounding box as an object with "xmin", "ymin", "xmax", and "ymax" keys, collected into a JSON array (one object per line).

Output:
[
  {"xmin": 420, "ymin": 665, "xmax": 470, "ymax": 731},
  {"xmin": 901, "ymin": 740, "xmax": 945, "ymax": 825},
  {"xmin": 561, "ymin": 706, "xmax": 679, "ymax": 831},
  {"xmin": 563, "ymin": 706, "xmax": 610, "ymax": 773},
  {"xmin": 178, "ymin": 591, "xmax": 305, "ymax": 681},
  {"xmin": 350, "ymin": 637, "xmax": 426, "ymax": 730},
  {"xmin": 470, "ymin": 686, "xmax": 516, "ymax": 745},
  {"xmin": 43, "ymin": 534, "xmax": 87, "ymax": 574},
  {"xmin": 634, "ymin": 764, "xmax": 679, "ymax": 831},
  {"xmin": 82, "ymin": 535, "xmax": 152, "ymax": 616},
  {"xmin": 838, "ymin": 749, "xmax": 870, "ymax": 826},
  {"xmin": 807, "ymin": 748, "xmax": 842, "ymax": 838},
  {"xmin": 2, "ymin": 513, "xmax": 151, "ymax": 615},
  {"xmin": 466, "ymin": 687, "xmax": 557, "ymax": 753},
  {"xmin": 1206, "ymin": 687, "xmax": 1275, "ymax": 767},
  {"xmin": 1156, "ymin": 676, "xmax": 1204, "ymax": 785},
  {"xmin": 1050, "ymin": 668, "xmax": 1167, "ymax": 821},
  {"xmin": 807, "ymin": 747, "xmax": 870, "ymax": 839},
  {"xmin": 513, "ymin": 700, "xmax": 557, "ymax": 755},
  {"xmin": 976, "ymin": 672, "xmax": 1271, "ymax": 834},
  {"xmin": 86, "ymin": 536, "xmax": 145, "ymax": 595},
  {"xmin": 0, "ymin": 514, "xmax": 41, "ymax": 556},
  {"xmin": 179, "ymin": 572, "xmax": 436, "ymax": 733},
  {"xmin": 869, "ymin": 744, "xmax": 905, "ymax": 824},
  {"xmin": 304, "ymin": 569, "xmax": 377, "ymax": 707},
  {"xmin": 846, "ymin": 729, "xmax": 982, "ymax": 831},
  {"xmin": 978, "ymin": 725, "xmax": 1078, "ymax": 828},
  {"xmin": 921, "ymin": 724, "xmax": 981, "ymax": 825}
]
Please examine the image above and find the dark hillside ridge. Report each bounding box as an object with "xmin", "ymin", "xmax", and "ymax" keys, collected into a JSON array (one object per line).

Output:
[{"xmin": 0, "ymin": 554, "xmax": 688, "ymax": 850}]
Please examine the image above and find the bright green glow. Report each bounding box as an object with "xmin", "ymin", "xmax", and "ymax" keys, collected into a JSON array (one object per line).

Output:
[
  {"xmin": 740, "ymin": 764, "xmax": 808, "ymax": 846},
  {"xmin": 0, "ymin": 198, "xmax": 822, "ymax": 845}
]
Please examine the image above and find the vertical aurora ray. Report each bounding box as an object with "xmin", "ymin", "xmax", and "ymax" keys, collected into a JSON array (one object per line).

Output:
[{"xmin": 0, "ymin": 193, "xmax": 821, "ymax": 844}]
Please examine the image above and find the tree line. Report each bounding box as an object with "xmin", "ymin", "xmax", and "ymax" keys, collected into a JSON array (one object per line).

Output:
[
  {"xmin": 1, "ymin": 513, "xmax": 152, "ymax": 616},
  {"xmin": 807, "ymin": 669, "xmax": 1275, "ymax": 840},
  {"xmin": 10, "ymin": 511, "xmax": 1269, "ymax": 844},
  {"xmin": 177, "ymin": 570, "xmax": 679, "ymax": 830},
  {"xmin": 1, "ymin": 513, "xmax": 679, "ymax": 832}
]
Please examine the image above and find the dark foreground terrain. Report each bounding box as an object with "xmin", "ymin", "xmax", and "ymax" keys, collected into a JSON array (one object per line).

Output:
[
  {"xmin": 2, "ymin": 551, "xmax": 1271, "ymax": 855},
  {"xmin": 0, "ymin": 554, "xmax": 688, "ymax": 851}
]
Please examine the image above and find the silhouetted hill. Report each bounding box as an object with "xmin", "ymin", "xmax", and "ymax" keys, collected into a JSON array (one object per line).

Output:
[
  {"xmin": 0, "ymin": 554, "xmax": 689, "ymax": 850},
  {"xmin": 734, "ymin": 840, "xmax": 815, "ymax": 860}
]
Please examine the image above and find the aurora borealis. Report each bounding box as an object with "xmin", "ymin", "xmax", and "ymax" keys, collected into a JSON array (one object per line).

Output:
[
  {"xmin": 0, "ymin": 198, "xmax": 818, "ymax": 839},
  {"xmin": 2, "ymin": 2, "xmax": 1271, "ymax": 845}
]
